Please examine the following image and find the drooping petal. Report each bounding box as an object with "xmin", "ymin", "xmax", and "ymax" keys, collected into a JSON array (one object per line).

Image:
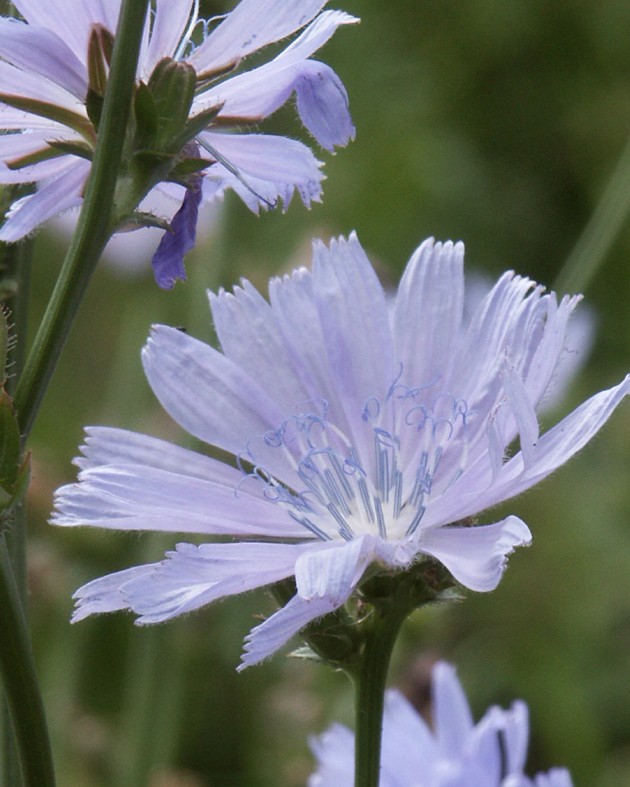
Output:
[
  {"xmin": 200, "ymin": 12, "xmax": 357, "ymax": 148},
  {"xmin": 0, "ymin": 158, "xmax": 88, "ymax": 242},
  {"xmin": 308, "ymin": 723, "xmax": 355, "ymax": 786},
  {"xmin": 151, "ymin": 180, "xmax": 202, "ymax": 289},
  {"xmin": 418, "ymin": 516, "xmax": 532, "ymax": 592},
  {"xmin": 239, "ymin": 591, "xmax": 339, "ymax": 670},
  {"xmin": 293, "ymin": 60, "xmax": 355, "ymax": 151},
  {"xmin": 122, "ymin": 541, "xmax": 312, "ymax": 623},
  {"xmin": 187, "ymin": 0, "xmax": 329, "ymax": 76},
  {"xmin": 198, "ymin": 131, "xmax": 324, "ymax": 211}
]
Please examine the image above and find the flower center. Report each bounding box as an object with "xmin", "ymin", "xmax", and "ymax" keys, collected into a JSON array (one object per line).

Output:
[{"xmin": 238, "ymin": 378, "xmax": 474, "ymax": 544}]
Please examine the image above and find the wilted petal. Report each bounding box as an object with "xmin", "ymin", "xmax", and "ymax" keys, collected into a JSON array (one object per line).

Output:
[
  {"xmin": 151, "ymin": 181, "xmax": 202, "ymax": 289},
  {"xmin": 293, "ymin": 60, "xmax": 355, "ymax": 150}
]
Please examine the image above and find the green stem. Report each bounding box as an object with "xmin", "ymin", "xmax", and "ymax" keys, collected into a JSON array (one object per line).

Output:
[
  {"xmin": 350, "ymin": 608, "xmax": 407, "ymax": 787},
  {"xmin": 554, "ymin": 134, "xmax": 630, "ymax": 294},
  {"xmin": 12, "ymin": 0, "xmax": 150, "ymax": 437},
  {"xmin": 0, "ymin": 536, "xmax": 55, "ymax": 787}
]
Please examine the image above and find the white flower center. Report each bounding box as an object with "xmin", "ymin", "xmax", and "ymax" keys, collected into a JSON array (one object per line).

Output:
[{"xmin": 239, "ymin": 379, "xmax": 474, "ymax": 543}]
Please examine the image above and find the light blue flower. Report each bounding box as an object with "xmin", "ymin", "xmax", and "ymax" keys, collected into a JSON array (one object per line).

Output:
[
  {"xmin": 0, "ymin": 0, "xmax": 356, "ymax": 284},
  {"xmin": 52, "ymin": 234, "xmax": 629, "ymax": 667},
  {"xmin": 309, "ymin": 661, "xmax": 574, "ymax": 787}
]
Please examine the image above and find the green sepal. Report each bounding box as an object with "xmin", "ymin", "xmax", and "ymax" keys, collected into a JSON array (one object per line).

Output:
[
  {"xmin": 87, "ymin": 24, "xmax": 114, "ymax": 98},
  {"xmin": 168, "ymin": 157, "xmax": 213, "ymax": 178},
  {"xmin": 167, "ymin": 103, "xmax": 224, "ymax": 154},
  {"xmin": 85, "ymin": 89, "xmax": 104, "ymax": 130},
  {"xmin": 133, "ymin": 82, "xmax": 159, "ymax": 150},
  {"xmin": 46, "ymin": 139, "xmax": 94, "ymax": 162},
  {"xmin": 0, "ymin": 93, "xmax": 94, "ymax": 142},
  {"xmin": 6, "ymin": 146, "xmax": 63, "ymax": 171},
  {"xmin": 146, "ymin": 58, "xmax": 196, "ymax": 153}
]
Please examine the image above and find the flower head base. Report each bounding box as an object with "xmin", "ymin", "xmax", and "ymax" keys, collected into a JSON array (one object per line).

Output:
[
  {"xmin": 52, "ymin": 233, "xmax": 630, "ymax": 668},
  {"xmin": 0, "ymin": 0, "xmax": 357, "ymax": 285},
  {"xmin": 309, "ymin": 661, "xmax": 574, "ymax": 787}
]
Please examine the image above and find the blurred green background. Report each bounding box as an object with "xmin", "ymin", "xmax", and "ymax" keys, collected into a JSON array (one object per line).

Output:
[{"xmin": 10, "ymin": 0, "xmax": 630, "ymax": 784}]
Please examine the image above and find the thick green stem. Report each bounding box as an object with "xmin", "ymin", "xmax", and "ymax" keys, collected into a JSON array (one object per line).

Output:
[
  {"xmin": 350, "ymin": 608, "xmax": 406, "ymax": 787},
  {"xmin": 12, "ymin": 0, "xmax": 150, "ymax": 437},
  {"xmin": 0, "ymin": 536, "xmax": 55, "ymax": 787},
  {"xmin": 554, "ymin": 134, "xmax": 630, "ymax": 294}
]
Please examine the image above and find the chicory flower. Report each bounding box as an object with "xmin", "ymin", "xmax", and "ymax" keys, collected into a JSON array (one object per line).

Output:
[
  {"xmin": 309, "ymin": 661, "xmax": 574, "ymax": 787},
  {"xmin": 52, "ymin": 233, "xmax": 630, "ymax": 667},
  {"xmin": 0, "ymin": 0, "xmax": 356, "ymax": 285}
]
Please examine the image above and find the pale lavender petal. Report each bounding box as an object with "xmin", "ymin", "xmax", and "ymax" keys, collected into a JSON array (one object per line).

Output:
[
  {"xmin": 418, "ymin": 517, "xmax": 532, "ymax": 592},
  {"xmin": 141, "ymin": 325, "xmax": 302, "ymax": 486},
  {"xmin": 201, "ymin": 12, "xmax": 357, "ymax": 146},
  {"xmin": 381, "ymin": 691, "xmax": 436, "ymax": 774},
  {"xmin": 72, "ymin": 564, "xmax": 158, "ymax": 622},
  {"xmin": 0, "ymin": 158, "xmax": 88, "ymax": 241},
  {"xmin": 0, "ymin": 60, "xmax": 86, "ymax": 114},
  {"xmin": 308, "ymin": 723, "xmax": 355, "ymax": 786},
  {"xmin": 52, "ymin": 460, "xmax": 304, "ymax": 538},
  {"xmin": 312, "ymin": 234, "xmax": 397, "ymax": 473},
  {"xmin": 123, "ymin": 541, "xmax": 311, "ymax": 623},
  {"xmin": 0, "ymin": 19, "xmax": 87, "ymax": 98},
  {"xmin": 293, "ymin": 60, "xmax": 355, "ymax": 150},
  {"xmin": 534, "ymin": 769, "xmax": 574, "ymax": 787},
  {"xmin": 198, "ymin": 131, "xmax": 324, "ymax": 211},
  {"xmin": 151, "ymin": 181, "xmax": 202, "ymax": 289},
  {"xmin": 143, "ymin": 0, "xmax": 195, "ymax": 75},
  {"xmin": 12, "ymin": 0, "xmax": 121, "ymax": 61},
  {"xmin": 209, "ymin": 280, "xmax": 313, "ymax": 413},
  {"xmin": 239, "ymin": 592, "xmax": 338, "ymax": 669},
  {"xmin": 469, "ymin": 375, "xmax": 630, "ymax": 516},
  {"xmin": 502, "ymin": 701, "xmax": 529, "ymax": 774},
  {"xmin": 0, "ymin": 129, "xmax": 79, "ymax": 184},
  {"xmin": 393, "ymin": 238, "xmax": 465, "ymax": 462},
  {"xmin": 433, "ymin": 662, "xmax": 475, "ymax": 757},
  {"xmin": 294, "ymin": 534, "xmax": 385, "ymax": 603},
  {"xmin": 187, "ymin": 0, "xmax": 329, "ymax": 75}
]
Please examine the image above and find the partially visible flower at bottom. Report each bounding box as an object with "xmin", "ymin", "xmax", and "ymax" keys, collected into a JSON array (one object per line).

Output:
[
  {"xmin": 309, "ymin": 661, "xmax": 573, "ymax": 787},
  {"xmin": 51, "ymin": 233, "xmax": 630, "ymax": 669}
]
